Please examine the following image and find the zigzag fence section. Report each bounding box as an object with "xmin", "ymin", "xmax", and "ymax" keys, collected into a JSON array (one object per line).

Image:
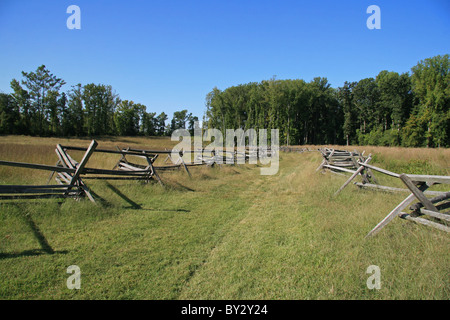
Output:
[
  {"xmin": 314, "ymin": 147, "xmax": 449, "ymax": 237},
  {"xmin": 0, "ymin": 140, "xmax": 277, "ymax": 203}
]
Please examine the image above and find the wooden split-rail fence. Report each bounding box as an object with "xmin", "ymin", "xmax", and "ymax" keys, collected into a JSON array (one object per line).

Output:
[
  {"xmin": 55, "ymin": 143, "xmax": 164, "ymax": 186},
  {"xmin": 173, "ymin": 146, "xmax": 277, "ymax": 166},
  {"xmin": 0, "ymin": 141, "xmax": 274, "ymax": 203},
  {"xmin": 353, "ymin": 164, "xmax": 450, "ymax": 237},
  {"xmin": 317, "ymin": 148, "xmax": 450, "ymax": 236},
  {"xmin": 279, "ymin": 146, "xmax": 315, "ymax": 153},
  {"xmin": 0, "ymin": 140, "xmax": 99, "ymax": 202},
  {"xmin": 316, "ymin": 148, "xmax": 377, "ymax": 183},
  {"xmin": 0, "ymin": 140, "xmax": 166, "ymax": 202}
]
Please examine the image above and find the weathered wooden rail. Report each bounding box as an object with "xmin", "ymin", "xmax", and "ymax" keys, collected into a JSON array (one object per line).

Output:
[
  {"xmin": 0, "ymin": 140, "xmax": 273, "ymax": 203},
  {"xmin": 55, "ymin": 143, "xmax": 164, "ymax": 187},
  {"xmin": 0, "ymin": 140, "xmax": 167, "ymax": 202},
  {"xmin": 118, "ymin": 147, "xmax": 193, "ymax": 178},
  {"xmin": 0, "ymin": 140, "xmax": 99, "ymax": 202},
  {"xmin": 167, "ymin": 146, "xmax": 276, "ymax": 167},
  {"xmin": 279, "ymin": 146, "xmax": 315, "ymax": 153},
  {"xmin": 316, "ymin": 148, "xmax": 378, "ymax": 187},
  {"xmin": 317, "ymin": 148, "xmax": 368, "ymax": 172},
  {"xmin": 317, "ymin": 148, "xmax": 449, "ymax": 236},
  {"xmin": 364, "ymin": 172, "xmax": 450, "ymax": 237}
]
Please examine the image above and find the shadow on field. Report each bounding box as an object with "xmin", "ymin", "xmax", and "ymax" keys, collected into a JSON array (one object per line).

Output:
[
  {"xmin": 105, "ymin": 182, "xmax": 142, "ymax": 209},
  {"xmin": 23, "ymin": 213, "xmax": 55, "ymax": 254},
  {"xmin": 139, "ymin": 208, "xmax": 190, "ymax": 213},
  {"xmin": 105, "ymin": 182, "xmax": 190, "ymax": 213},
  {"xmin": 0, "ymin": 249, "xmax": 68, "ymax": 260},
  {"xmin": 169, "ymin": 181, "xmax": 195, "ymax": 192},
  {"xmin": 0, "ymin": 210, "xmax": 68, "ymax": 260}
]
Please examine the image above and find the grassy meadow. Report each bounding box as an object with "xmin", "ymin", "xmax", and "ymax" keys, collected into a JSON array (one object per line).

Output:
[{"xmin": 0, "ymin": 135, "xmax": 448, "ymax": 300}]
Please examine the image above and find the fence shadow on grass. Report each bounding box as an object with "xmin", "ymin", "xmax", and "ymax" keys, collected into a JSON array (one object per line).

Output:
[
  {"xmin": 144, "ymin": 208, "xmax": 190, "ymax": 213},
  {"xmin": 105, "ymin": 182, "xmax": 190, "ymax": 213},
  {"xmin": 0, "ymin": 207, "xmax": 68, "ymax": 260},
  {"xmin": 105, "ymin": 182, "xmax": 142, "ymax": 210},
  {"xmin": 24, "ymin": 213, "xmax": 55, "ymax": 254},
  {"xmin": 169, "ymin": 181, "xmax": 195, "ymax": 192},
  {"xmin": 0, "ymin": 249, "xmax": 68, "ymax": 260}
]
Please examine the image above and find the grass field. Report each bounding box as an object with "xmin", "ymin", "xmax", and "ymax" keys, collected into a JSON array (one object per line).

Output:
[{"xmin": 0, "ymin": 136, "xmax": 449, "ymax": 299}]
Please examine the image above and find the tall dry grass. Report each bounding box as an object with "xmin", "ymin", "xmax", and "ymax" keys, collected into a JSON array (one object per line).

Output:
[
  {"xmin": 298, "ymin": 144, "xmax": 449, "ymax": 175},
  {"xmin": 0, "ymin": 135, "xmax": 179, "ymax": 184}
]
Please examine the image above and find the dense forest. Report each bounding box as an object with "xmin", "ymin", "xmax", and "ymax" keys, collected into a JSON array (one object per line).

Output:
[
  {"xmin": 0, "ymin": 66, "xmax": 198, "ymax": 138},
  {"xmin": 0, "ymin": 55, "xmax": 448, "ymax": 147},
  {"xmin": 205, "ymin": 55, "xmax": 449, "ymax": 148}
]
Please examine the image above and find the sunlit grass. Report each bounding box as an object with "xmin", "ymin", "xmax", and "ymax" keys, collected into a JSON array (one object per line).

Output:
[{"xmin": 0, "ymin": 137, "xmax": 448, "ymax": 299}]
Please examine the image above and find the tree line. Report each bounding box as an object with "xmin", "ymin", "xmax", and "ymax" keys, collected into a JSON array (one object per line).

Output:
[
  {"xmin": 0, "ymin": 65, "xmax": 198, "ymax": 137},
  {"xmin": 204, "ymin": 55, "xmax": 449, "ymax": 148},
  {"xmin": 0, "ymin": 55, "xmax": 448, "ymax": 147}
]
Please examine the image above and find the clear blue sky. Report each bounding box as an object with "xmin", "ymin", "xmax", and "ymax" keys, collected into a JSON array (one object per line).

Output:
[{"xmin": 0, "ymin": 0, "xmax": 449, "ymax": 120}]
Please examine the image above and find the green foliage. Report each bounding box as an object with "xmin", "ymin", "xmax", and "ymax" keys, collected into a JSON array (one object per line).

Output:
[
  {"xmin": 376, "ymin": 71, "xmax": 412, "ymax": 128},
  {"xmin": 338, "ymin": 81, "xmax": 357, "ymax": 145},
  {"xmin": 156, "ymin": 112, "xmax": 168, "ymax": 136},
  {"xmin": 65, "ymin": 84, "xmax": 84, "ymax": 136},
  {"xmin": 114, "ymin": 100, "xmax": 145, "ymax": 136},
  {"xmin": 0, "ymin": 93, "xmax": 20, "ymax": 134},
  {"xmin": 410, "ymin": 54, "xmax": 450, "ymax": 147},
  {"xmin": 204, "ymin": 55, "xmax": 448, "ymax": 148},
  {"xmin": 357, "ymin": 127, "xmax": 401, "ymax": 147},
  {"xmin": 380, "ymin": 128, "xmax": 401, "ymax": 147},
  {"xmin": 205, "ymin": 77, "xmax": 341, "ymax": 145},
  {"xmin": 401, "ymin": 114, "xmax": 426, "ymax": 147},
  {"xmin": 1, "ymin": 55, "xmax": 448, "ymax": 147},
  {"xmin": 83, "ymin": 83, "xmax": 119, "ymax": 136},
  {"xmin": 141, "ymin": 112, "xmax": 157, "ymax": 136},
  {"xmin": 17, "ymin": 65, "xmax": 66, "ymax": 136},
  {"xmin": 169, "ymin": 109, "xmax": 189, "ymax": 134},
  {"xmin": 367, "ymin": 128, "xmax": 383, "ymax": 146}
]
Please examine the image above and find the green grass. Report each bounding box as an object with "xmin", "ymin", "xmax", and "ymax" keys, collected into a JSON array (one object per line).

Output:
[{"xmin": 0, "ymin": 137, "xmax": 449, "ymax": 299}]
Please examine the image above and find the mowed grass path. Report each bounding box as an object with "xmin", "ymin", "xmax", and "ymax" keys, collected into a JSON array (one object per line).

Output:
[{"xmin": 0, "ymin": 136, "xmax": 449, "ymax": 299}]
